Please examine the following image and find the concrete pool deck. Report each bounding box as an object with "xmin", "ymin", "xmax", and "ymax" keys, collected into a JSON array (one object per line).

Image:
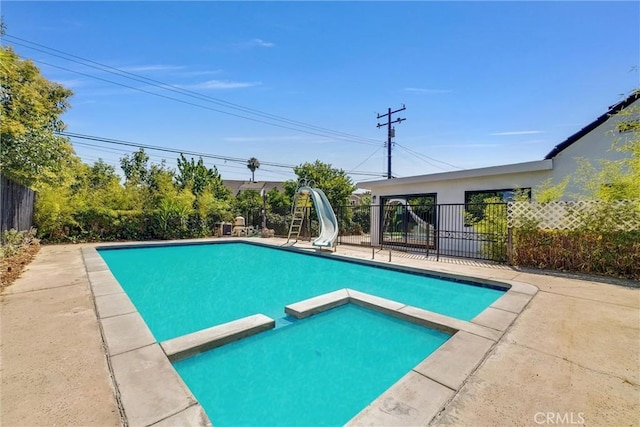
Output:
[{"xmin": 1, "ymin": 238, "xmax": 638, "ymax": 426}]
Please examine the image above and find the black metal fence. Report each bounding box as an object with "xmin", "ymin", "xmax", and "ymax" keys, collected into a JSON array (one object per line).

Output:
[
  {"xmin": 245, "ymin": 201, "xmax": 509, "ymax": 262},
  {"xmin": 336, "ymin": 203, "xmax": 509, "ymax": 262},
  {"xmin": 1, "ymin": 176, "xmax": 36, "ymax": 233}
]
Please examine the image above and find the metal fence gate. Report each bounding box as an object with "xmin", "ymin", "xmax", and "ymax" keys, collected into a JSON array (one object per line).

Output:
[{"xmin": 336, "ymin": 203, "xmax": 508, "ymax": 262}]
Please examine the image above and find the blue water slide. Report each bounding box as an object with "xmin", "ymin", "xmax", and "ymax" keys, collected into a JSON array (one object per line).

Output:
[{"xmin": 298, "ymin": 186, "xmax": 338, "ymax": 248}]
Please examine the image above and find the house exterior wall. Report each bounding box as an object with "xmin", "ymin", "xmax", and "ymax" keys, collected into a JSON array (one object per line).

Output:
[
  {"xmin": 551, "ymin": 98, "xmax": 640, "ymax": 197},
  {"xmin": 366, "ymin": 167, "xmax": 552, "ymax": 246}
]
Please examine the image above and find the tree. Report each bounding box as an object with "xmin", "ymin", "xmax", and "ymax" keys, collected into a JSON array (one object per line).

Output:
[
  {"xmin": 247, "ymin": 157, "xmax": 260, "ymax": 182},
  {"xmin": 0, "ymin": 45, "xmax": 75, "ymax": 187},
  {"xmin": 175, "ymin": 154, "xmax": 229, "ymax": 200},
  {"xmin": 87, "ymin": 159, "xmax": 119, "ymax": 189},
  {"xmin": 267, "ymin": 187, "xmax": 291, "ymax": 215},
  {"xmin": 177, "ymin": 154, "xmax": 214, "ymax": 195},
  {"xmin": 33, "ymin": 153, "xmax": 85, "ymax": 239},
  {"xmin": 233, "ymin": 189, "xmax": 263, "ymax": 221},
  {"xmin": 72, "ymin": 159, "xmax": 129, "ymax": 210},
  {"xmin": 533, "ymin": 177, "xmax": 569, "ymax": 203},
  {"xmin": 175, "ymin": 154, "xmax": 232, "ymax": 231},
  {"xmin": 573, "ymin": 106, "xmax": 639, "ymax": 203},
  {"xmin": 120, "ymin": 148, "xmax": 150, "ymax": 186},
  {"xmin": 284, "ymin": 160, "xmax": 356, "ymax": 208}
]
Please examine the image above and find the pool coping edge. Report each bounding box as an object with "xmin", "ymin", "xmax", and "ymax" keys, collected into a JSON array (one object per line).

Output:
[{"xmin": 160, "ymin": 314, "xmax": 276, "ymax": 362}]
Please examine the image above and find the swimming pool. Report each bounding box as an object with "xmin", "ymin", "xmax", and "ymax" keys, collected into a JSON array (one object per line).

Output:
[
  {"xmin": 98, "ymin": 242, "xmax": 505, "ymax": 341},
  {"xmin": 96, "ymin": 241, "xmax": 508, "ymax": 425},
  {"xmin": 174, "ymin": 304, "xmax": 450, "ymax": 426}
]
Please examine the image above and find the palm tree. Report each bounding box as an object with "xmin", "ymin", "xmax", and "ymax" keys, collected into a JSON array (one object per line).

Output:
[{"xmin": 247, "ymin": 157, "xmax": 260, "ymax": 182}]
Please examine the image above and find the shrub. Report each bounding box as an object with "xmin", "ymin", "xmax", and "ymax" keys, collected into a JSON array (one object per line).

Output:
[
  {"xmin": 513, "ymin": 228, "xmax": 640, "ymax": 280},
  {"xmin": 266, "ymin": 212, "xmax": 290, "ymax": 236},
  {"xmin": 1, "ymin": 228, "xmax": 39, "ymax": 258},
  {"xmin": 464, "ymin": 199, "xmax": 508, "ymax": 262}
]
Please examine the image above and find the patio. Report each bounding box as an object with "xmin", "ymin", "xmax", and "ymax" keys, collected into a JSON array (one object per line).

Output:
[{"xmin": 1, "ymin": 240, "xmax": 637, "ymax": 426}]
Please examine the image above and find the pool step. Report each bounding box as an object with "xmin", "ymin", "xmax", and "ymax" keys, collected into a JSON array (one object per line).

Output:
[
  {"xmin": 161, "ymin": 314, "xmax": 275, "ymax": 362},
  {"xmin": 274, "ymin": 316, "xmax": 299, "ymax": 329}
]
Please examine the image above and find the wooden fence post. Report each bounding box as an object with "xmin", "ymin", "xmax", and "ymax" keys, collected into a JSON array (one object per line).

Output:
[{"xmin": 506, "ymin": 227, "xmax": 513, "ymax": 265}]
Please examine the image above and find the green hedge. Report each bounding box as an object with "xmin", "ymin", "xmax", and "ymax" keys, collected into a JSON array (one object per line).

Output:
[
  {"xmin": 39, "ymin": 207, "xmax": 296, "ymax": 242},
  {"xmin": 39, "ymin": 208, "xmax": 221, "ymax": 243},
  {"xmin": 513, "ymin": 229, "xmax": 640, "ymax": 280}
]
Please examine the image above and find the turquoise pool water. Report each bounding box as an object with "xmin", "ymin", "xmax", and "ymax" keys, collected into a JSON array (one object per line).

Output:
[
  {"xmin": 173, "ymin": 304, "xmax": 450, "ymax": 426},
  {"xmin": 98, "ymin": 242, "xmax": 505, "ymax": 341}
]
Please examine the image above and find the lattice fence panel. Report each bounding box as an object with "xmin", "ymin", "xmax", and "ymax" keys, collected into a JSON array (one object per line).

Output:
[{"xmin": 508, "ymin": 200, "xmax": 640, "ymax": 231}]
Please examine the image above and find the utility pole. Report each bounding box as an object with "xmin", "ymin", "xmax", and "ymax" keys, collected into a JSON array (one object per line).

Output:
[{"xmin": 377, "ymin": 105, "xmax": 406, "ymax": 179}]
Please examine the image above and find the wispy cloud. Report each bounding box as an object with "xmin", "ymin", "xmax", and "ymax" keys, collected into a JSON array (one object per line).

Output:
[
  {"xmin": 252, "ymin": 38, "xmax": 275, "ymax": 48},
  {"xmin": 430, "ymin": 143, "xmax": 504, "ymax": 149},
  {"xmin": 234, "ymin": 38, "xmax": 276, "ymax": 49},
  {"xmin": 180, "ymin": 80, "xmax": 261, "ymax": 90},
  {"xmin": 52, "ymin": 78, "xmax": 87, "ymax": 88},
  {"xmin": 490, "ymin": 130, "xmax": 543, "ymax": 136},
  {"xmin": 120, "ymin": 64, "xmax": 186, "ymax": 73},
  {"xmin": 403, "ymin": 88, "xmax": 452, "ymax": 94},
  {"xmin": 178, "ymin": 69, "xmax": 223, "ymax": 77},
  {"xmin": 430, "ymin": 139, "xmax": 546, "ymax": 149}
]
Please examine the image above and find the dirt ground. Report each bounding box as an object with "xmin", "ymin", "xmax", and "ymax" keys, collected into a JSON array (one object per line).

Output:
[{"xmin": 0, "ymin": 242, "xmax": 40, "ymax": 291}]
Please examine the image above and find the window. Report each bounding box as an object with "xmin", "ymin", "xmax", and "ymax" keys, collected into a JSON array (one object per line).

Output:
[
  {"xmin": 464, "ymin": 188, "xmax": 530, "ymax": 205},
  {"xmin": 380, "ymin": 193, "xmax": 437, "ymax": 237},
  {"xmin": 464, "ymin": 188, "xmax": 530, "ymax": 226}
]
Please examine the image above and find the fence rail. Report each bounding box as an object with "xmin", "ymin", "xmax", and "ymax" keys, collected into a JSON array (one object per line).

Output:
[{"xmin": 1, "ymin": 176, "xmax": 36, "ymax": 233}]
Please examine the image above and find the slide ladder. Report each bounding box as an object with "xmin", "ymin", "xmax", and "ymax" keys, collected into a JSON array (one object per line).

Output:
[
  {"xmin": 382, "ymin": 203, "xmax": 396, "ymax": 235},
  {"xmin": 287, "ymin": 191, "xmax": 311, "ymax": 243},
  {"xmin": 287, "ymin": 186, "xmax": 339, "ymax": 249}
]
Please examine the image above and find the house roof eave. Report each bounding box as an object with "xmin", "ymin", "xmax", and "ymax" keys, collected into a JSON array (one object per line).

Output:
[{"xmin": 357, "ymin": 159, "xmax": 553, "ymax": 189}]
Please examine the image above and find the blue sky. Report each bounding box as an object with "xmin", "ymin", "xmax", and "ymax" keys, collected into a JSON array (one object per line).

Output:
[{"xmin": 3, "ymin": 1, "xmax": 639, "ymax": 186}]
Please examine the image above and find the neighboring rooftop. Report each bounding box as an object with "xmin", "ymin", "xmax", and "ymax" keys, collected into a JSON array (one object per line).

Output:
[{"xmin": 223, "ymin": 180, "xmax": 285, "ymax": 195}]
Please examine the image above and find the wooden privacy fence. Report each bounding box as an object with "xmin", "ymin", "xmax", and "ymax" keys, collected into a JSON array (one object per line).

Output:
[{"xmin": 1, "ymin": 176, "xmax": 36, "ymax": 233}]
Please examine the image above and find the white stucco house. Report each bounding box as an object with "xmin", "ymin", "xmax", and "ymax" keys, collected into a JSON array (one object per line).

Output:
[{"xmin": 356, "ymin": 91, "xmax": 639, "ymax": 255}]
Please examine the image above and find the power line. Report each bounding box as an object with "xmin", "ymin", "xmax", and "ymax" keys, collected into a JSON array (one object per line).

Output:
[
  {"xmin": 61, "ymin": 131, "xmax": 291, "ymax": 167},
  {"xmin": 6, "ymin": 34, "xmax": 383, "ymax": 147},
  {"xmin": 5, "ymin": 34, "xmax": 464, "ymax": 178},
  {"xmin": 395, "ymin": 143, "xmax": 462, "ymax": 170},
  {"xmin": 60, "ymin": 131, "xmax": 388, "ymax": 177},
  {"xmin": 394, "ymin": 145, "xmax": 446, "ymax": 171},
  {"xmin": 73, "ymin": 137, "xmax": 383, "ymax": 179},
  {"xmin": 73, "ymin": 142, "xmax": 297, "ymax": 179},
  {"xmin": 346, "ymin": 146, "xmax": 384, "ymax": 174},
  {"xmin": 37, "ymin": 60, "xmax": 384, "ymax": 146}
]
